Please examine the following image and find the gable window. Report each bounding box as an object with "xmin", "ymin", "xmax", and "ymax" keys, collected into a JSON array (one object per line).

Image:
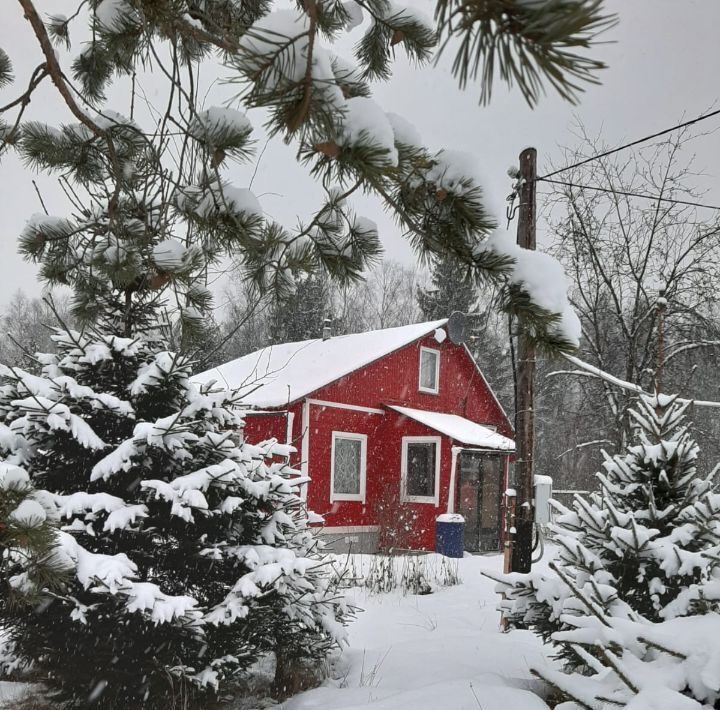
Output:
[
  {"xmin": 331, "ymin": 432, "xmax": 367, "ymax": 502},
  {"xmin": 418, "ymin": 347, "xmax": 440, "ymax": 394},
  {"xmin": 401, "ymin": 436, "xmax": 441, "ymax": 504}
]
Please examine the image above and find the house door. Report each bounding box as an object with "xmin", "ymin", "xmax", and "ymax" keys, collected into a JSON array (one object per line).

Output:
[{"xmin": 456, "ymin": 453, "xmax": 504, "ymax": 552}]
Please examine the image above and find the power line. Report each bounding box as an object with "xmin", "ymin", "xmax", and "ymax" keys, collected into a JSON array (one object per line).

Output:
[
  {"xmin": 537, "ymin": 177, "xmax": 720, "ymax": 211},
  {"xmin": 539, "ymin": 107, "xmax": 720, "ymax": 180}
]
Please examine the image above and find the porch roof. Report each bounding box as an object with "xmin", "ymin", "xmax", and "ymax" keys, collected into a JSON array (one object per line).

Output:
[{"xmin": 387, "ymin": 405, "xmax": 515, "ymax": 451}]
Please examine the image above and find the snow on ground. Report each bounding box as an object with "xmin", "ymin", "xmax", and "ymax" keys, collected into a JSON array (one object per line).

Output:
[
  {"xmin": 0, "ymin": 681, "xmax": 43, "ymax": 708},
  {"xmin": 283, "ymin": 552, "xmax": 552, "ymax": 710},
  {"xmin": 0, "ymin": 552, "xmax": 553, "ymax": 709}
]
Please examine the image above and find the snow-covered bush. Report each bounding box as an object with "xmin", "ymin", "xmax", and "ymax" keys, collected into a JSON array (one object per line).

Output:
[
  {"xmin": 0, "ymin": 331, "xmax": 349, "ymax": 707},
  {"xmin": 495, "ymin": 394, "xmax": 720, "ymax": 650}
]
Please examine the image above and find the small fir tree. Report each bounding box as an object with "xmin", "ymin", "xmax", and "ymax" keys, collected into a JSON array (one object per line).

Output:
[
  {"xmin": 493, "ymin": 393, "xmax": 720, "ymax": 669},
  {"xmin": 0, "ymin": 331, "xmax": 348, "ymax": 707}
]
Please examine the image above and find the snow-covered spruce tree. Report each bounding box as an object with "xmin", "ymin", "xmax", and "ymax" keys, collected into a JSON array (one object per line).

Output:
[
  {"xmin": 1, "ymin": 17, "xmax": 353, "ymax": 702},
  {"xmin": 0, "ymin": 330, "xmax": 349, "ymax": 707},
  {"xmin": 492, "ymin": 393, "xmax": 720, "ymax": 669}
]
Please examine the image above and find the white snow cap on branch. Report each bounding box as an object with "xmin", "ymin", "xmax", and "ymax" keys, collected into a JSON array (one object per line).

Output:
[
  {"xmin": 95, "ymin": 0, "xmax": 136, "ymax": 32},
  {"xmin": 153, "ymin": 239, "xmax": 189, "ymax": 273},
  {"xmin": 221, "ymin": 186, "xmax": 263, "ymax": 219},
  {"xmin": 237, "ymin": 9, "xmax": 344, "ymax": 109},
  {"xmin": 386, "ymin": 111, "xmax": 422, "ymax": 147},
  {"xmin": 339, "ymin": 97, "xmax": 398, "ymax": 167},
  {"xmin": 176, "ymin": 179, "xmax": 263, "ymax": 221},
  {"xmin": 0, "ymin": 463, "xmax": 30, "ymax": 489},
  {"xmin": 11, "ymin": 396, "xmax": 106, "ymax": 450},
  {"xmin": 385, "ymin": 1, "xmax": 434, "ymax": 34},
  {"xmin": 189, "ymin": 107, "xmax": 252, "ymax": 144},
  {"xmin": 487, "ymin": 229, "xmax": 582, "ymax": 346},
  {"xmin": 9, "ymin": 499, "xmax": 47, "ymax": 528},
  {"xmin": 238, "ymin": 10, "xmax": 310, "ymax": 85},
  {"xmin": 427, "ymin": 149, "xmax": 486, "ymax": 196}
]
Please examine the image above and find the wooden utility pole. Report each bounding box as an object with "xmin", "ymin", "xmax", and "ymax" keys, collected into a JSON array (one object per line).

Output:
[{"xmin": 511, "ymin": 147, "xmax": 537, "ymax": 573}]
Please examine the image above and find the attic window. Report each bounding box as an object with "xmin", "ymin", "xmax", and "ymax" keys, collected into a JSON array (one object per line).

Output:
[{"xmin": 418, "ymin": 347, "xmax": 440, "ymax": 394}]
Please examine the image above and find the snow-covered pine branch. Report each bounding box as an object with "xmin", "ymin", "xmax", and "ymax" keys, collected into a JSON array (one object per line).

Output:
[{"xmin": 6, "ymin": 0, "xmax": 594, "ymax": 355}]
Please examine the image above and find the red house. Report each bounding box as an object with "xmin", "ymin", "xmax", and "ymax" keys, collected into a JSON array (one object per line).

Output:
[{"xmin": 193, "ymin": 319, "xmax": 515, "ymax": 553}]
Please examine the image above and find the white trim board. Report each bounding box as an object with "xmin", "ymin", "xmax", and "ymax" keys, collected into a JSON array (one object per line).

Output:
[
  {"xmin": 300, "ymin": 399, "xmax": 310, "ymax": 502},
  {"xmin": 307, "ymin": 398, "xmax": 384, "ymax": 415},
  {"xmin": 318, "ymin": 525, "xmax": 380, "ymax": 534}
]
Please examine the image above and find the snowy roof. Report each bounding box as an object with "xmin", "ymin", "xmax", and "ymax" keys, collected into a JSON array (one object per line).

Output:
[
  {"xmin": 388, "ymin": 405, "xmax": 515, "ymax": 451},
  {"xmin": 192, "ymin": 320, "xmax": 448, "ymax": 408}
]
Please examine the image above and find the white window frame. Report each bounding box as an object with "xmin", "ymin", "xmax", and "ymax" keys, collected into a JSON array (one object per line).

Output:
[
  {"xmin": 401, "ymin": 436, "xmax": 441, "ymax": 505},
  {"xmin": 418, "ymin": 346, "xmax": 440, "ymax": 394},
  {"xmin": 330, "ymin": 431, "xmax": 368, "ymax": 503}
]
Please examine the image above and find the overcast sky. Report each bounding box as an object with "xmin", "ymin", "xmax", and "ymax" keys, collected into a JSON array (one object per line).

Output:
[{"xmin": 2, "ymin": 0, "xmax": 720, "ymax": 309}]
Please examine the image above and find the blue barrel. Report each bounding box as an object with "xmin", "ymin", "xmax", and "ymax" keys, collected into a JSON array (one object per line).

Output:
[{"xmin": 435, "ymin": 514, "xmax": 465, "ymax": 558}]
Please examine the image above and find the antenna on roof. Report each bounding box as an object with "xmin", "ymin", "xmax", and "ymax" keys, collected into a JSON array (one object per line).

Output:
[{"xmin": 447, "ymin": 311, "xmax": 468, "ymax": 345}]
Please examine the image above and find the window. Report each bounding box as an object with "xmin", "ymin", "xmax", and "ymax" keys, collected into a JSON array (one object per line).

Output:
[
  {"xmin": 401, "ymin": 436, "xmax": 441, "ymax": 504},
  {"xmin": 418, "ymin": 347, "xmax": 440, "ymax": 393},
  {"xmin": 331, "ymin": 432, "xmax": 367, "ymax": 502}
]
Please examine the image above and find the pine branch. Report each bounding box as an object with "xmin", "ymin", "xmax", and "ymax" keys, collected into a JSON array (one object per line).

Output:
[
  {"xmin": 0, "ymin": 48, "xmax": 13, "ymax": 88},
  {"xmin": 0, "ymin": 63, "xmax": 49, "ymax": 156},
  {"xmin": 529, "ymin": 669, "xmax": 597, "ymax": 710},
  {"xmin": 17, "ymin": 0, "xmax": 123, "ymax": 219},
  {"xmin": 0, "ymin": 63, "xmax": 48, "ymax": 114},
  {"xmin": 599, "ymin": 649, "xmax": 639, "ymax": 694},
  {"xmin": 18, "ymin": 1, "xmax": 106, "ymax": 142},
  {"xmin": 287, "ymin": 0, "xmax": 318, "ymax": 133},
  {"xmin": 435, "ymin": 0, "xmax": 617, "ymax": 107},
  {"xmin": 173, "ymin": 14, "xmax": 239, "ymax": 53}
]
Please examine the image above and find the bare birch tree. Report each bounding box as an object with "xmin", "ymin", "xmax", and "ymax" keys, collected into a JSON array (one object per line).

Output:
[{"xmin": 536, "ymin": 126, "xmax": 720, "ymax": 489}]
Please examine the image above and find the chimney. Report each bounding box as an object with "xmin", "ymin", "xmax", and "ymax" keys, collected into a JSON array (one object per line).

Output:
[{"xmin": 322, "ymin": 317, "xmax": 332, "ymax": 341}]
